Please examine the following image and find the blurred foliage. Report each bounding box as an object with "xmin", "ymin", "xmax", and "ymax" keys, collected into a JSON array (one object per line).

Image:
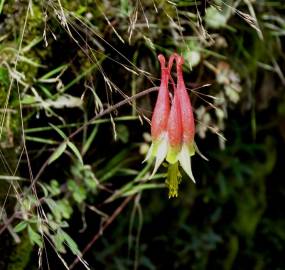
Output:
[{"xmin": 0, "ymin": 0, "xmax": 285, "ymax": 269}]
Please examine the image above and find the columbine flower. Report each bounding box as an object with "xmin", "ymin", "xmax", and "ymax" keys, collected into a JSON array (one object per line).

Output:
[
  {"xmin": 165, "ymin": 54, "xmax": 196, "ymax": 197},
  {"xmin": 146, "ymin": 53, "xmax": 205, "ymax": 198},
  {"xmin": 144, "ymin": 54, "xmax": 172, "ymax": 176}
]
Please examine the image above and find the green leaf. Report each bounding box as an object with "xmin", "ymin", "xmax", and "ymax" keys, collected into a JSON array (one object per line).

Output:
[
  {"xmin": 28, "ymin": 225, "xmax": 43, "ymax": 248},
  {"xmin": 67, "ymin": 180, "xmax": 86, "ymax": 203},
  {"xmin": 14, "ymin": 221, "xmax": 27, "ymax": 233},
  {"xmin": 39, "ymin": 64, "xmax": 68, "ymax": 80},
  {"xmin": 122, "ymin": 183, "xmax": 165, "ymax": 196},
  {"xmin": 25, "ymin": 136, "xmax": 58, "ymax": 145},
  {"xmin": 0, "ymin": 0, "xmax": 5, "ymax": 15},
  {"xmin": 61, "ymin": 229, "xmax": 80, "ymax": 255},
  {"xmin": 0, "ymin": 67, "xmax": 9, "ymax": 85},
  {"xmin": 117, "ymin": 124, "xmax": 129, "ymax": 143},
  {"xmin": 82, "ymin": 125, "xmax": 99, "ymax": 155},
  {"xmin": 39, "ymin": 85, "xmax": 53, "ymax": 98},
  {"xmin": 67, "ymin": 141, "xmax": 83, "ymax": 165},
  {"xmin": 84, "ymin": 173, "xmax": 97, "ymax": 190},
  {"xmin": 48, "ymin": 142, "xmax": 67, "ymax": 165},
  {"xmin": 39, "ymin": 182, "xmax": 49, "ymax": 197},
  {"xmin": 205, "ymin": 6, "xmax": 228, "ymax": 29},
  {"xmin": 58, "ymin": 199, "xmax": 73, "ymax": 220},
  {"xmin": 21, "ymin": 94, "xmax": 37, "ymax": 105},
  {"xmin": 48, "ymin": 179, "xmax": 61, "ymax": 196},
  {"xmin": 98, "ymin": 148, "xmax": 135, "ymax": 182},
  {"xmin": 45, "ymin": 198, "xmax": 61, "ymax": 222},
  {"xmin": 49, "ymin": 123, "xmax": 67, "ymax": 139},
  {"xmin": 73, "ymin": 186, "xmax": 86, "ymax": 203},
  {"xmin": 53, "ymin": 230, "xmax": 66, "ymax": 253},
  {"xmin": 81, "ymin": 165, "xmax": 97, "ymax": 190}
]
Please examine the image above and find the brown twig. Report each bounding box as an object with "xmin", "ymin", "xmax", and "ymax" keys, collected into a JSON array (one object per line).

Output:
[
  {"xmin": 69, "ymin": 195, "xmax": 134, "ymax": 269},
  {"xmin": 0, "ymin": 212, "xmax": 21, "ymax": 235}
]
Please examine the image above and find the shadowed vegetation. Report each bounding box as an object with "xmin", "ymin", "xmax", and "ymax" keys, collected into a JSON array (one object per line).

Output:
[{"xmin": 0, "ymin": 0, "xmax": 285, "ymax": 269}]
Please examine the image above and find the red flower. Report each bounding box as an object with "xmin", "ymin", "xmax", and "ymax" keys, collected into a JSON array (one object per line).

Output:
[
  {"xmin": 166, "ymin": 83, "xmax": 183, "ymax": 163},
  {"xmin": 175, "ymin": 54, "xmax": 195, "ymax": 154},
  {"xmin": 151, "ymin": 54, "xmax": 171, "ymax": 141},
  {"xmin": 145, "ymin": 54, "xmax": 173, "ymax": 176},
  {"xmin": 146, "ymin": 53, "xmax": 206, "ymax": 197}
]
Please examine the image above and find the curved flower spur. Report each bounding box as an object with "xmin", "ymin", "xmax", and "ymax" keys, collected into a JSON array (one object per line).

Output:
[{"xmin": 145, "ymin": 53, "xmax": 207, "ymax": 198}]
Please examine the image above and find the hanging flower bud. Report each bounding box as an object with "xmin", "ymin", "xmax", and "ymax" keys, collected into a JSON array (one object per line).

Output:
[
  {"xmin": 144, "ymin": 54, "xmax": 172, "ymax": 176},
  {"xmin": 151, "ymin": 54, "xmax": 170, "ymax": 141},
  {"xmin": 165, "ymin": 54, "xmax": 196, "ymax": 196},
  {"xmin": 166, "ymin": 82, "xmax": 183, "ymax": 164},
  {"xmin": 145, "ymin": 53, "xmax": 206, "ymax": 197},
  {"xmin": 173, "ymin": 54, "xmax": 196, "ymax": 183},
  {"xmin": 176, "ymin": 55, "xmax": 195, "ymax": 153}
]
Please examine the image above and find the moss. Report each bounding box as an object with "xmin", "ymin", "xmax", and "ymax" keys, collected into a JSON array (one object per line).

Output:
[
  {"xmin": 0, "ymin": 67, "xmax": 9, "ymax": 105},
  {"xmin": 7, "ymin": 232, "xmax": 33, "ymax": 270},
  {"xmin": 0, "ymin": 2, "xmax": 43, "ymax": 148}
]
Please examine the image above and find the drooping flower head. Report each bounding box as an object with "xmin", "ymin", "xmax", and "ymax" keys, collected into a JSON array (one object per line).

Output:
[
  {"xmin": 145, "ymin": 53, "xmax": 205, "ymax": 198},
  {"xmin": 164, "ymin": 54, "xmax": 197, "ymax": 196}
]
